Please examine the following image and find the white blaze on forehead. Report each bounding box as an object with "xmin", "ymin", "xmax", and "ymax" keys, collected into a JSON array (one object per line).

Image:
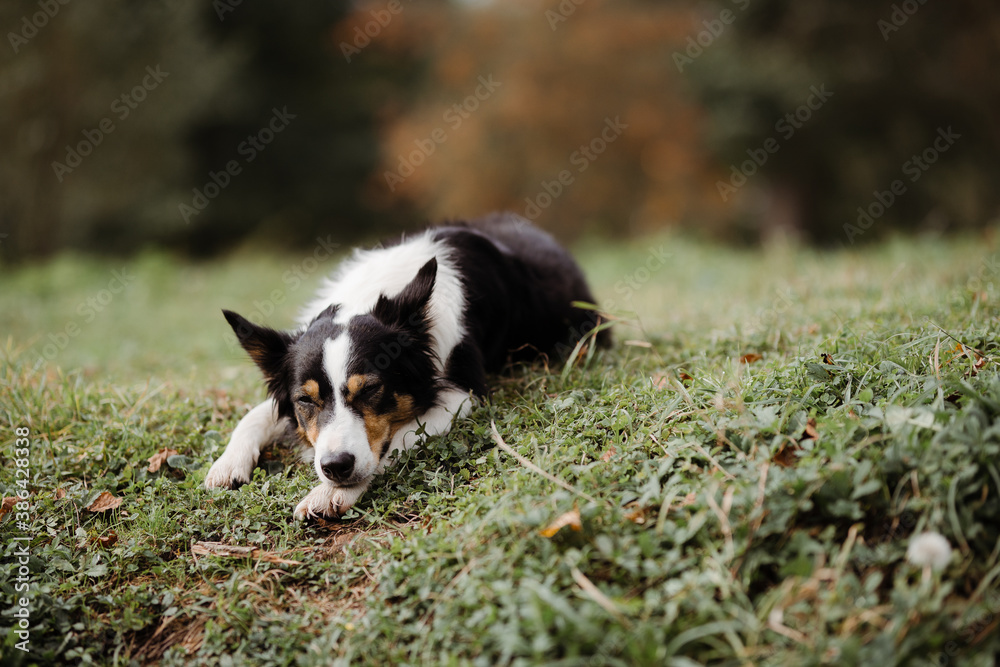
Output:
[
  {"xmin": 299, "ymin": 232, "xmax": 466, "ymax": 369},
  {"xmin": 322, "ymin": 334, "xmax": 350, "ymax": 396},
  {"xmin": 315, "ymin": 332, "xmax": 377, "ymax": 482}
]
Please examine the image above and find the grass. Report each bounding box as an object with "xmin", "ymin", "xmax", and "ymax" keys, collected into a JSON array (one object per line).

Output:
[{"xmin": 2, "ymin": 231, "xmax": 999, "ymax": 666}]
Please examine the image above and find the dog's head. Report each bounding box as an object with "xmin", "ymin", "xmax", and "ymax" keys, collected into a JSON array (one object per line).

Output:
[{"xmin": 224, "ymin": 258, "xmax": 440, "ymax": 487}]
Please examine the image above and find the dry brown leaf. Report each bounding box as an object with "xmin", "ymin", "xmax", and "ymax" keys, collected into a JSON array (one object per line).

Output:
[
  {"xmin": 97, "ymin": 532, "xmax": 118, "ymax": 548},
  {"xmin": 822, "ymin": 353, "xmax": 835, "ymax": 365},
  {"xmin": 539, "ymin": 509, "xmax": 582, "ymax": 538},
  {"xmin": 54, "ymin": 488, "xmax": 67, "ymax": 500},
  {"xmin": 804, "ymin": 418, "xmax": 819, "ymax": 440},
  {"xmin": 774, "ymin": 443, "xmax": 801, "ymax": 468},
  {"xmin": 600, "ymin": 447, "xmax": 617, "ymax": 462},
  {"xmin": 86, "ymin": 491, "xmax": 123, "ymax": 513},
  {"xmin": 192, "ymin": 541, "xmax": 255, "ymax": 557},
  {"xmin": 679, "ymin": 371, "xmax": 693, "ymax": 382},
  {"xmin": 1, "ymin": 496, "xmax": 25, "ymax": 518},
  {"xmin": 147, "ymin": 448, "xmax": 180, "ymax": 473},
  {"xmin": 624, "ymin": 503, "xmax": 647, "ymax": 525},
  {"xmin": 740, "ymin": 353, "xmax": 762, "ymax": 364},
  {"xmin": 651, "ymin": 373, "xmax": 668, "ymax": 389},
  {"xmin": 950, "ymin": 344, "xmax": 988, "ymax": 375},
  {"xmin": 191, "ymin": 541, "xmax": 303, "ymax": 565}
]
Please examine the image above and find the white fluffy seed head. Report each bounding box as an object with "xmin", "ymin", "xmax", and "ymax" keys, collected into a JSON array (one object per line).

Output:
[{"xmin": 906, "ymin": 532, "xmax": 952, "ymax": 571}]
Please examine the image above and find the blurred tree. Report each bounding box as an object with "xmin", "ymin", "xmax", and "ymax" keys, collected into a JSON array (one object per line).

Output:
[
  {"xmin": 0, "ymin": 0, "xmax": 237, "ymax": 258},
  {"xmin": 0, "ymin": 0, "xmax": 422, "ymax": 260},
  {"xmin": 367, "ymin": 0, "xmax": 719, "ymax": 241},
  {"xmin": 683, "ymin": 0, "xmax": 1000, "ymax": 243},
  {"xmin": 181, "ymin": 1, "xmax": 427, "ymax": 255}
]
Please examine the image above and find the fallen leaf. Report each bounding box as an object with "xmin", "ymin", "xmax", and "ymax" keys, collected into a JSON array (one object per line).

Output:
[
  {"xmin": 147, "ymin": 448, "xmax": 180, "ymax": 473},
  {"xmin": 1, "ymin": 496, "xmax": 25, "ymax": 518},
  {"xmin": 540, "ymin": 509, "xmax": 582, "ymax": 538},
  {"xmin": 804, "ymin": 418, "xmax": 819, "ymax": 440},
  {"xmin": 679, "ymin": 371, "xmax": 693, "ymax": 382},
  {"xmin": 774, "ymin": 443, "xmax": 801, "ymax": 468},
  {"xmin": 192, "ymin": 541, "xmax": 255, "ymax": 557},
  {"xmin": 191, "ymin": 541, "xmax": 303, "ymax": 565},
  {"xmin": 624, "ymin": 503, "xmax": 647, "ymax": 524},
  {"xmin": 601, "ymin": 447, "xmax": 617, "ymax": 462},
  {"xmin": 822, "ymin": 353, "xmax": 835, "ymax": 365},
  {"xmin": 97, "ymin": 532, "xmax": 118, "ymax": 548},
  {"xmin": 54, "ymin": 488, "xmax": 67, "ymax": 500},
  {"xmin": 651, "ymin": 373, "xmax": 668, "ymax": 389},
  {"xmin": 740, "ymin": 353, "xmax": 762, "ymax": 364},
  {"xmin": 86, "ymin": 491, "xmax": 123, "ymax": 513}
]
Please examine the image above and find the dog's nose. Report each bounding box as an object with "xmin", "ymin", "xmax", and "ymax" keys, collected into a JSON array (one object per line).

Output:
[{"xmin": 320, "ymin": 452, "xmax": 355, "ymax": 482}]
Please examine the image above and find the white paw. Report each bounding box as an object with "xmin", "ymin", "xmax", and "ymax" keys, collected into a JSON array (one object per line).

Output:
[
  {"xmin": 293, "ymin": 482, "xmax": 368, "ymax": 521},
  {"xmin": 204, "ymin": 454, "xmax": 254, "ymax": 489}
]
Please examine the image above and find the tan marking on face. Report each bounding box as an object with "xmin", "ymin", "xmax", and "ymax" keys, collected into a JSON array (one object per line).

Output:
[
  {"xmin": 345, "ymin": 374, "xmax": 375, "ymax": 402},
  {"xmin": 301, "ymin": 380, "xmax": 321, "ymax": 403},
  {"xmin": 295, "ymin": 380, "xmax": 324, "ymax": 445},
  {"xmin": 363, "ymin": 393, "xmax": 416, "ymax": 458},
  {"xmin": 295, "ymin": 409, "xmax": 321, "ymax": 445}
]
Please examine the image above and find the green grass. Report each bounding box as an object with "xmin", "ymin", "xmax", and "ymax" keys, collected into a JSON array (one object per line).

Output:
[{"xmin": 2, "ymin": 232, "xmax": 1000, "ymax": 666}]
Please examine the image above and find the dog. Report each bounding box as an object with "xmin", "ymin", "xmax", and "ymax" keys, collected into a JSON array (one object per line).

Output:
[{"xmin": 204, "ymin": 213, "xmax": 609, "ymax": 519}]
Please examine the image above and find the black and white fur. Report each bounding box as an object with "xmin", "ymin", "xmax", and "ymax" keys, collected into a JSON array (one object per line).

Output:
[{"xmin": 204, "ymin": 213, "xmax": 609, "ymax": 519}]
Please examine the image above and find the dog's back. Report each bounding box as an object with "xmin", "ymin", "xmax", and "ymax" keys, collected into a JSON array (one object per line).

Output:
[{"xmin": 432, "ymin": 213, "xmax": 610, "ymax": 371}]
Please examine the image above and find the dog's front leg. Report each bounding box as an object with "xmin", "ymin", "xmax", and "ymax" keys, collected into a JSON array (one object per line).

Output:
[
  {"xmin": 205, "ymin": 398, "xmax": 287, "ymax": 489},
  {"xmin": 293, "ymin": 480, "xmax": 370, "ymax": 520}
]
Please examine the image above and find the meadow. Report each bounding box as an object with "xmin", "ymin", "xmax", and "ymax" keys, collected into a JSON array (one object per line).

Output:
[{"xmin": 1, "ymin": 232, "xmax": 999, "ymax": 666}]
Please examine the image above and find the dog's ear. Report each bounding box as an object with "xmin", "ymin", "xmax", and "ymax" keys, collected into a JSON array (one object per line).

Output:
[
  {"xmin": 223, "ymin": 309, "xmax": 295, "ymax": 382},
  {"xmin": 372, "ymin": 258, "xmax": 437, "ymax": 327},
  {"xmin": 309, "ymin": 303, "xmax": 340, "ymax": 324}
]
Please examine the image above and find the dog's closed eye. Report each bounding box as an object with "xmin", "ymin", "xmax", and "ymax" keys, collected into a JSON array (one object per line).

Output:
[
  {"xmin": 354, "ymin": 382, "xmax": 383, "ymax": 402},
  {"xmin": 296, "ymin": 395, "xmax": 317, "ymax": 407}
]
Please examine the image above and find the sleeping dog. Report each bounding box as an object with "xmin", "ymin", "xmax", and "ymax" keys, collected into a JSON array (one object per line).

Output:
[{"xmin": 204, "ymin": 213, "xmax": 609, "ymax": 519}]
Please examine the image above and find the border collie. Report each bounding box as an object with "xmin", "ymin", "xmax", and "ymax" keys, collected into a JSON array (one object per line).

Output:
[{"xmin": 204, "ymin": 213, "xmax": 609, "ymax": 519}]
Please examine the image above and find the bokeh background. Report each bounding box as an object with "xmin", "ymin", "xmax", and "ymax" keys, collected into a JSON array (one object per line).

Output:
[{"xmin": 3, "ymin": 0, "xmax": 999, "ymax": 261}]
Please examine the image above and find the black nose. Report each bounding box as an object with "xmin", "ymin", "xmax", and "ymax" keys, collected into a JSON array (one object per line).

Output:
[{"xmin": 320, "ymin": 452, "xmax": 355, "ymax": 482}]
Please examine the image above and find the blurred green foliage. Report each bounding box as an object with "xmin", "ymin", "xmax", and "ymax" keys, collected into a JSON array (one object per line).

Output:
[
  {"xmin": 0, "ymin": 0, "xmax": 420, "ymax": 260},
  {"xmin": 1, "ymin": 0, "xmax": 998, "ymax": 259},
  {"xmin": 684, "ymin": 0, "xmax": 1000, "ymax": 243}
]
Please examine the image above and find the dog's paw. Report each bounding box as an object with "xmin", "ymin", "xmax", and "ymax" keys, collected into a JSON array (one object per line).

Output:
[
  {"xmin": 292, "ymin": 482, "xmax": 368, "ymax": 521},
  {"xmin": 204, "ymin": 455, "xmax": 252, "ymax": 489}
]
